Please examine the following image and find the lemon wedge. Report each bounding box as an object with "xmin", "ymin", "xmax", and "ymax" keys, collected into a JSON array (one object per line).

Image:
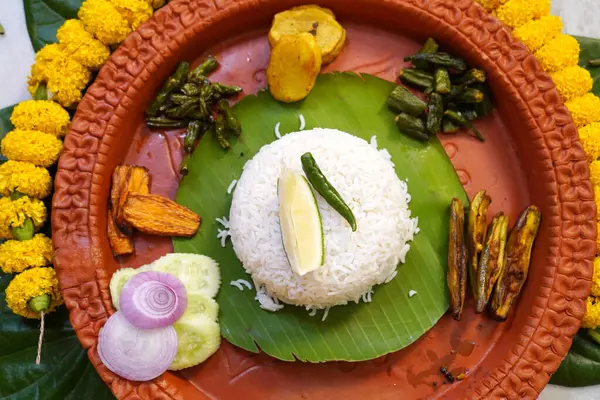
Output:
[{"xmin": 278, "ymin": 168, "xmax": 324, "ymax": 276}]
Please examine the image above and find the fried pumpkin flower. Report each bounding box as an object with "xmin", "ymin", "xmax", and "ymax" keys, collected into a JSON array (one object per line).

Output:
[
  {"xmin": 0, "ymin": 234, "xmax": 53, "ymax": 274},
  {"xmin": 513, "ymin": 16, "xmax": 563, "ymax": 52},
  {"xmin": 1, "ymin": 129, "xmax": 63, "ymax": 168},
  {"xmin": 494, "ymin": 0, "xmax": 551, "ymax": 30},
  {"xmin": 57, "ymin": 19, "xmax": 110, "ymax": 70},
  {"xmin": 10, "ymin": 100, "xmax": 70, "ymax": 137},
  {"xmin": 0, "ymin": 160, "xmax": 52, "ymax": 199},
  {"xmin": 582, "ymin": 296, "xmax": 600, "ymax": 329},
  {"xmin": 535, "ymin": 34, "xmax": 580, "ymax": 74},
  {"xmin": 27, "ymin": 44, "xmax": 91, "ymax": 107},
  {"xmin": 78, "ymin": 0, "xmax": 131, "ymax": 45},
  {"xmin": 111, "ymin": 0, "xmax": 154, "ymax": 31},
  {"xmin": 578, "ymin": 122, "xmax": 600, "ymax": 162},
  {"xmin": 565, "ymin": 93, "xmax": 600, "ymax": 128},
  {"xmin": 551, "ymin": 66, "xmax": 594, "ymax": 102},
  {"xmin": 5, "ymin": 267, "xmax": 63, "ymax": 319},
  {"xmin": 0, "ymin": 196, "xmax": 47, "ymax": 239}
]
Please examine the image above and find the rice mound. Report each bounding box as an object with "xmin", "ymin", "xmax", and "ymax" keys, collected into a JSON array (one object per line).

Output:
[{"xmin": 229, "ymin": 128, "xmax": 418, "ymax": 309}]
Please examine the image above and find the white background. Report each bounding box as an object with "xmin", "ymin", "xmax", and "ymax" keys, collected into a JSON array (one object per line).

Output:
[{"xmin": 0, "ymin": 0, "xmax": 599, "ymax": 398}]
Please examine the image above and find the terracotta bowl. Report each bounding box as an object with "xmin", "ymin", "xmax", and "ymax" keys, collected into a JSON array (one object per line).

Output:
[{"xmin": 52, "ymin": 0, "xmax": 596, "ymax": 398}]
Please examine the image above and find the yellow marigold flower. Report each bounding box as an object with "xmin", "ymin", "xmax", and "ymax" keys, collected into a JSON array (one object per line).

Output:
[
  {"xmin": 146, "ymin": 0, "xmax": 165, "ymax": 8},
  {"xmin": 10, "ymin": 100, "xmax": 70, "ymax": 137},
  {"xmin": 79, "ymin": 0, "xmax": 131, "ymax": 45},
  {"xmin": 0, "ymin": 234, "xmax": 53, "ymax": 274},
  {"xmin": 5, "ymin": 267, "xmax": 63, "ymax": 319},
  {"xmin": 57, "ymin": 19, "xmax": 110, "ymax": 70},
  {"xmin": 0, "ymin": 161, "xmax": 52, "ymax": 199},
  {"xmin": 582, "ymin": 296, "xmax": 600, "ymax": 329},
  {"xmin": 494, "ymin": 0, "xmax": 551, "ymax": 30},
  {"xmin": 590, "ymin": 160, "xmax": 600, "ymax": 187},
  {"xmin": 535, "ymin": 34, "xmax": 580, "ymax": 73},
  {"xmin": 513, "ymin": 16, "xmax": 563, "ymax": 53},
  {"xmin": 1, "ymin": 129, "xmax": 63, "ymax": 168},
  {"xmin": 591, "ymin": 257, "xmax": 600, "ymax": 297},
  {"xmin": 27, "ymin": 44, "xmax": 91, "ymax": 107},
  {"xmin": 474, "ymin": 0, "xmax": 508, "ymax": 12},
  {"xmin": 111, "ymin": 0, "xmax": 153, "ymax": 30},
  {"xmin": 579, "ymin": 122, "xmax": 600, "ymax": 162},
  {"xmin": 566, "ymin": 93, "xmax": 600, "ymax": 128},
  {"xmin": 551, "ymin": 66, "xmax": 593, "ymax": 102},
  {"xmin": 0, "ymin": 196, "xmax": 47, "ymax": 239}
]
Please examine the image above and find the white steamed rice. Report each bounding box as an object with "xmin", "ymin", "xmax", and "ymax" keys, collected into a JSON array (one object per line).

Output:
[{"xmin": 228, "ymin": 128, "xmax": 418, "ymax": 309}]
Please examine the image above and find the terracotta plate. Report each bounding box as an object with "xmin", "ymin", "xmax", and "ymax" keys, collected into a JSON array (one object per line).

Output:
[{"xmin": 52, "ymin": 0, "xmax": 595, "ymax": 398}]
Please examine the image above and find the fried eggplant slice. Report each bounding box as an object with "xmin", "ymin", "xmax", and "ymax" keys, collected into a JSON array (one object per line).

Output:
[
  {"xmin": 475, "ymin": 212, "xmax": 509, "ymax": 313},
  {"xmin": 447, "ymin": 197, "xmax": 467, "ymax": 320},
  {"xmin": 490, "ymin": 205, "xmax": 541, "ymax": 320},
  {"xmin": 122, "ymin": 193, "xmax": 201, "ymax": 237},
  {"xmin": 107, "ymin": 213, "xmax": 133, "ymax": 256},
  {"xmin": 467, "ymin": 190, "xmax": 491, "ymax": 299}
]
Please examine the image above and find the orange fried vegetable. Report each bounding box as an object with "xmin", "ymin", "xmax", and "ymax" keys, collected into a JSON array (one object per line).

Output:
[
  {"xmin": 267, "ymin": 32, "xmax": 322, "ymax": 103},
  {"xmin": 107, "ymin": 213, "xmax": 133, "ymax": 256},
  {"xmin": 122, "ymin": 193, "xmax": 201, "ymax": 237}
]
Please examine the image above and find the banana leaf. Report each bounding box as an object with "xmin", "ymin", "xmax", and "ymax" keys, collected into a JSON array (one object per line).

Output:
[{"xmin": 174, "ymin": 72, "xmax": 467, "ymax": 362}]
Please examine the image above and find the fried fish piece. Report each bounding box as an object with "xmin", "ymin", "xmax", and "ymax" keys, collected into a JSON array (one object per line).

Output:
[
  {"xmin": 447, "ymin": 197, "xmax": 467, "ymax": 320},
  {"xmin": 490, "ymin": 205, "xmax": 541, "ymax": 320},
  {"xmin": 122, "ymin": 193, "xmax": 201, "ymax": 237}
]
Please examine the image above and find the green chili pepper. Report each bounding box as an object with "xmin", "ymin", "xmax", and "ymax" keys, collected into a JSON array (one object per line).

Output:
[
  {"xmin": 399, "ymin": 68, "xmax": 434, "ymax": 90},
  {"xmin": 146, "ymin": 61, "xmax": 190, "ymax": 116},
  {"xmin": 184, "ymin": 121, "xmax": 202, "ymax": 153},
  {"xmin": 214, "ymin": 115, "xmax": 230, "ymax": 150},
  {"xmin": 165, "ymin": 100, "xmax": 197, "ymax": 119},
  {"xmin": 301, "ymin": 152, "xmax": 357, "ymax": 231},
  {"xmin": 179, "ymin": 153, "xmax": 192, "ymax": 175},
  {"xmin": 404, "ymin": 52, "xmax": 467, "ymax": 73},
  {"xmin": 442, "ymin": 118, "xmax": 460, "ymax": 133},
  {"xmin": 461, "ymin": 109, "xmax": 479, "ymax": 121},
  {"xmin": 170, "ymin": 94, "xmax": 198, "ymax": 105},
  {"xmin": 395, "ymin": 113, "xmax": 429, "ymax": 142},
  {"xmin": 453, "ymin": 68, "xmax": 487, "ymax": 85},
  {"xmin": 188, "ymin": 55, "xmax": 219, "ymax": 82},
  {"xmin": 426, "ymin": 92, "xmax": 444, "ymax": 134},
  {"xmin": 386, "ymin": 86, "xmax": 427, "ymax": 117},
  {"xmin": 434, "ymin": 68, "xmax": 452, "ymax": 95},
  {"xmin": 455, "ymin": 88, "xmax": 484, "ymax": 104}
]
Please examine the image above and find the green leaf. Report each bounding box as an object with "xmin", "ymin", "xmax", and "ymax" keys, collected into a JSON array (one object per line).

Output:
[
  {"xmin": 576, "ymin": 36, "xmax": 600, "ymax": 97},
  {"xmin": 24, "ymin": 0, "xmax": 84, "ymax": 52},
  {"xmin": 0, "ymin": 273, "xmax": 115, "ymax": 399},
  {"xmin": 174, "ymin": 73, "xmax": 467, "ymax": 362}
]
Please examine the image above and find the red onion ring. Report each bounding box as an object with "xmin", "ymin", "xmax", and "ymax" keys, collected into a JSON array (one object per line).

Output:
[
  {"xmin": 98, "ymin": 312, "xmax": 178, "ymax": 381},
  {"xmin": 119, "ymin": 271, "xmax": 187, "ymax": 329}
]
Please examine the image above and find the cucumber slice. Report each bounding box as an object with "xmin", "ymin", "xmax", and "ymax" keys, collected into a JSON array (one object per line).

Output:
[
  {"xmin": 109, "ymin": 268, "xmax": 138, "ymax": 310},
  {"xmin": 169, "ymin": 314, "xmax": 221, "ymax": 371},
  {"xmin": 183, "ymin": 292, "xmax": 219, "ymax": 320},
  {"xmin": 148, "ymin": 253, "xmax": 221, "ymax": 298}
]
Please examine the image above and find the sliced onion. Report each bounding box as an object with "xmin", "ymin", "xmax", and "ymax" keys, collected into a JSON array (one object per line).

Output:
[
  {"xmin": 98, "ymin": 311, "xmax": 178, "ymax": 382},
  {"xmin": 120, "ymin": 271, "xmax": 187, "ymax": 329}
]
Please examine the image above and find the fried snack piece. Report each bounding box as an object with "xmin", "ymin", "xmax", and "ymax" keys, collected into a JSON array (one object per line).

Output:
[
  {"xmin": 490, "ymin": 206, "xmax": 541, "ymax": 320},
  {"xmin": 107, "ymin": 213, "xmax": 133, "ymax": 256},
  {"xmin": 475, "ymin": 212, "xmax": 509, "ymax": 313},
  {"xmin": 122, "ymin": 193, "xmax": 201, "ymax": 237},
  {"xmin": 108, "ymin": 165, "xmax": 151, "ymax": 255},
  {"xmin": 447, "ymin": 197, "xmax": 467, "ymax": 320},
  {"xmin": 268, "ymin": 6, "xmax": 346, "ymax": 64},
  {"xmin": 467, "ymin": 190, "xmax": 491, "ymax": 299},
  {"xmin": 267, "ymin": 32, "xmax": 322, "ymax": 103}
]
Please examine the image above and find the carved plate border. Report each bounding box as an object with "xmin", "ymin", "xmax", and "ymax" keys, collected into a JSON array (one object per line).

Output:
[{"xmin": 51, "ymin": 0, "xmax": 595, "ymax": 398}]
